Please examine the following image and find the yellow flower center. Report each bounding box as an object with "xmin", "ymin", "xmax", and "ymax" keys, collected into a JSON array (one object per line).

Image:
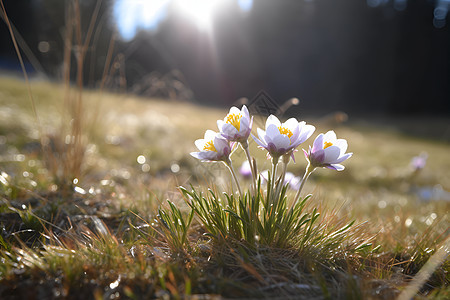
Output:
[
  {"xmin": 324, "ymin": 141, "xmax": 333, "ymax": 149},
  {"xmin": 278, "ymin": 126, "xmax": 293, "ymax": 139},
  {"xmin": 203, "ymin": 140, "xmax": 217, "ymax": 152},
  {"xmin": 226, "ymin": 113, "xmax": 241, "ymax": 130}
]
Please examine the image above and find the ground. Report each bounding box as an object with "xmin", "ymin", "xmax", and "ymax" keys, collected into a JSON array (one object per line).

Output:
[{"xmin": 0, "ymin": 76, "xmax": 448, "ymax": 299}]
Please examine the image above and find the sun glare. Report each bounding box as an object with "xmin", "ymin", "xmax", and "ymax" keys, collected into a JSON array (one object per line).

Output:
[
  {"xmin": 174, "ymin": 0, "xmax": 227, "ymax": 30},
  {"xmin": 115, "ymin": 0, "xmax": 170, "ymax": 39},
  {"xmin": 115, "ymin": 0, "xmax": 254, "ymax": 39}
]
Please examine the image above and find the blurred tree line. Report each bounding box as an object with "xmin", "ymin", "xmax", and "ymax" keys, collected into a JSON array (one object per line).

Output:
[{"xmin": 0, "ymin": 0, "xmax": 449, "ymax": 115}]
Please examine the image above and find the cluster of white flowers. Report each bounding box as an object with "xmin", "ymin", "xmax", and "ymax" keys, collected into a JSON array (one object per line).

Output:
[
  {"xmin": 191, "ymin": 106, "xmax": 253, "ymax": 162},
  {"xmin": 190, "ymin": 105, "xmax": 352, "ymax": 198}
]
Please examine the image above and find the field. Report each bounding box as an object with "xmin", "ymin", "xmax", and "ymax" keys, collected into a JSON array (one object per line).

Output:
[{"xmin": 0, "ymin": 76, "xmax": 449, "ymax": 299}]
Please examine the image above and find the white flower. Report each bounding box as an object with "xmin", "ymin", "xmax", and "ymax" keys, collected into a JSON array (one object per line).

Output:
[
  {"xmin": 260, "ymin": 170, "xmax": 269, "ymax": 183},
  {"xmin": 252, "ymin": 115, "xmax": 315, "ymax": 159},
  {"xmin": 305, "ymin": 130, "xmax": 352, "ymax": 171},
  {"xmin": 284, "ymin": 172, "xmax": 301, "ymax": 190},
  {"xmin": 190, "ymin": 130, "xmax": 231, "ymax": 162},
  {"xmin": 217, "ymin": 105, "xmax": 253, "ymax": 143},
  {"xmin": 239, "ymin": 160, "xmax": 252, "ymax": 178},
  {"xmin": 259, "ymin": 170, "xmax": 301, "ymax": 190}
]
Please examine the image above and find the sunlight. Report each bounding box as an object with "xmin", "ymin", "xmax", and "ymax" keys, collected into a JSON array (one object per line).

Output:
[
  {"xmin": 174, "ymin": 0, "xmax": 227, "ymax": 30},
  {"xmin": 114, "ymin": 0, "xmax": 170, "ymax": 40},
  {"xmin": 140, "ymin": 0, "xmax": 170, "ymax": 28},
  {"xmin": 114, "ymin": 0, "xmax": 254, "ymax": 39}
]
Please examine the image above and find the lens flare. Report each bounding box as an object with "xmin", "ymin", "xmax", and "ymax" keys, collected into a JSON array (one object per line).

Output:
[{"xmin": 175, "ymin": 0, "xmax": 226, "ymax": 30}]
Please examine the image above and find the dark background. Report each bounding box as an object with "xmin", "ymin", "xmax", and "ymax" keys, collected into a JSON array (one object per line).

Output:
[{"xmin": 1, "ymin": 0, "xmax": 449, "ymax": 116}]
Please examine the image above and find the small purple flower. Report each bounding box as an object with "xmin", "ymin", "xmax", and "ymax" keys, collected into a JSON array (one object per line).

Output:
[
  {"xmin": 259, "ymin": 170, "xmax": 301, "ymax": 190},
  {"xmin": 305, "ymin": 131, "xmax": 352, "ymax": 171},
  {"xmin": 239, "ymin": 160, "xmax": 252, "ymax": 178},
  {"xmin": 252, "ymin": 115, "xmax": 315, "ymax": 159},
  {"xmin": 284, "ymin": 172, "xmax": 301, "ymax": 190},
  {"xmin": 217, "ymin": 105, "xmax": 253, "ymax": 143},
  {"xmin": 410, "ymin": 152, "xmax": 428, "ymax": 171},
  {"xmin": 190, "ymin": 130, "xmax": 231, "ymax": 162}
]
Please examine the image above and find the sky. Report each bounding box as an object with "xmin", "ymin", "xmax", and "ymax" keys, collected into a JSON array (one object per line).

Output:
[
  {"xmin": 114, "ymin": 0, "xmax": 254, "ymax": 40},
  {"xmin": 113, "ymin": 0, "xmax": 450, "ymax": 41}
]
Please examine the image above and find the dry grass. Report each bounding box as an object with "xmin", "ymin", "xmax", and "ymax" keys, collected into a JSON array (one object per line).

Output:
[
  {"xmin": 0, "ymin": 75, "xmax": 449, "ymax": 299},
  {"xmin": 1, "ymin": 0, "xmax": 448, "ymax": 297}
]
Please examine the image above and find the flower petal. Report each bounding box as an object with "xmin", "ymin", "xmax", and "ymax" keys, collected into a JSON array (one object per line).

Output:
[
  {"xmin": 245, "ymin": 116, "xmax": 254, "ymax": 135},
  {"xmin": 194, "ymin": 139, "xmax": 206, "ymax": 151},
  {"xmin": 190, "ymin": 151, "xmax": 202, "ymax": 159},
  {"xmin": 252, "ymin": 133, "xmax": 267, "ymax": 148},
  {"xmin": 242, "ymin": 105, "xmax": 249, "ymax": 119},
  {"xmin": 334, "ymin": 138, "xmax": 348, "ymax": 154},
  {"xmin": 300, "ymin": 124, "xmax": 315, "ymax": 142},
  {"xmin": 327, "ymin": 164, "xmax": 345, "ymax": 171},
  {"xmin": 256, "ymin": 128, "xmax": 269, "ymax": 145},
  {"xmin": 290, "ymin": 127, "xmax": 300, "ymax": 144},
  {"xmin": 214, "ymin": 135, "xmax": 230, "ymax": 152},
  {"xmin": 323, "ymin": 130, "xmax": 337, "ymax": 142},
  {"xmin": 323, "ymin": 145, "xmax": 341, "ymax": 163},
  {"xmin": 312, "ymin": 133, "xmax": 324, "ymax": 152},
  {"xmin": 266, "ymin": 142, "xmax": 278, "ymax": 153},
  {"xmin": 272, "ymin": 134, "xmax": 290, "ymax": 151},
  {"xmin": 229, "ymin": 106, "xmax": 241, "ymax": 115},
  {"xmin": 266, "ymin": 123, "xmax": 280, "ymax": 140},
  {"xmin": 221, "ymin": 123, "xmax": 238, "ymax": 138},
  {"xmin": 204, "ymin": 130, "xmax": 217, "ymax": 140},
  {"xmin": 290, "ymin": 151, "xmax": 296, "ymax": 162},
  {"xmin": 239, "ymin": 117, "xmax": 250, "ymax": 134},
  {"xmin": 283, "ymin": 118, "xmax": 299, "ymax": 131},
  {"xmin": 266, "ymin": 115, "xmax": 281, "ymax": 130},
  {"xmin": 334, "ymin": 152, "xmax": 353, "ymax": 163},
  {"xmin": 217, "ymin": 119, "xmax": 224, "ymax": 131},
  {"xmin": 190, "ymin": 151, "xmax": 216, "ymax": 161},
  {"xmin": 311, "ymin": 149, "xmax": 325, "ymax": 164},
  {"xmin": 303, "ymin": 148, "xmax": 309, "ymax": 159}
]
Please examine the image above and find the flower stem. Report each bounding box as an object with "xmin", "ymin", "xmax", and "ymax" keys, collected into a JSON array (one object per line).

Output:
[
  {"xmin": 293, "ymin": 162, "xmax": 315, "ymax": 205},
  {"xmin": 225, "ymin": 160, "xmax": 243, "ymax": 199},
  {"xmin": 270, "ymin": 156, "xmax": 279, "ymax": 204},
  {"xmin": 241, "ymin": 141, "xmax": 256, "ymax": 196},
  {"xmin": 275, "ymin": 158, "xmax": 288, "ymax": 199}
]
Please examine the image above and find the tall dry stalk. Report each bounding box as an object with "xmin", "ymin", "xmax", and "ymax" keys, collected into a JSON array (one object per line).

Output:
[
  {"xmin": 46, "ymin": 0, "xmax": 103, "ymax": 187},
  {"xmin": 0, "ymin": 0, "xmax": 43, "ymax": 142},
  {"xmin": 1, "ymin": 0, "xmax": 114, "ymax": 191}
]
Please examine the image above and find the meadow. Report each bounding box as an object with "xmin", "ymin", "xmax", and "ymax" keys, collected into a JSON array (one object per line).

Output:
[{"xmin": 0, "ymin": 76, "xmax": 448, "ymax": 299}]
